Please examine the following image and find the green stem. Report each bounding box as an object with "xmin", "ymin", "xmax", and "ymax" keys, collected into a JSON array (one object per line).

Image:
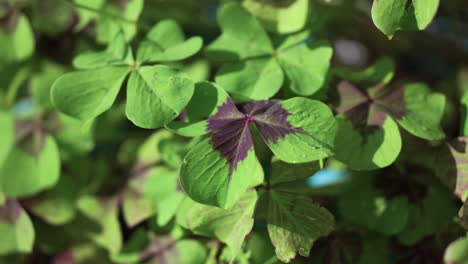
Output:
[{"xmin": 4, "ymin": 65, "xmax": 30, "ymax": 109}]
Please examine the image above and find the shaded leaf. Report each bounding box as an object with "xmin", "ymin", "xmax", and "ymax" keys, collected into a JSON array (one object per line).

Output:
[
  {"xmin": 339, "ymin": 173, "xmax": 409, "ymax": 235},
  {"xmin": 183, "ymin": 189, "xmax": 258, "ymax": 261},
  {"xmin": 137, "ymin": 130, "xmax": 174, "ymax": 164},
  {"xmin": 30, "ymin": 61, "xmax": 65, "ymax": 110},
  {"xmin": 74, "ymin": 0, "xmax": 106, "ymax": 31},
  {"xmin": 96, "ymin": 0, "xmax": 144, "ymax": 43},
  {"xmin": 158, "ymin": 138, "xmax": 187, "ymax": 168},
  {"xmin": 398, "ymin": 188, "xmax": 457, "ymax": 246},
  {"xmin": 270, "ymin": 157, "xmax": 320, "ymax": 185},
  {"xmin": 52, "ymin": 113, "xmax": 94, "ymax": 159},
  {"xmin": 76, "ymin": 196, "xmax": 122, "ymax": 253},
  {"xmin": 113, "ymin": 230, "xmax": 206, "ymax": 264},
  {"xmin": 333, "ymin": 56, "xmax": 395, "ymax": 85},
  {"xmin": 122, "ymin": 167, "xmax": 177, "ymax": 227},
  {"xmin": 24, "ymin": 158, "xmax": 108, "ymax": 226},
  {"xmin": 265, "ymin": 190, "xmax": 334, "ymax": 262},
  {"xmin": 246, "ymin": 230, "xmax": 278, "ymax": 264},
  {"xmin": 436, "ymin": 137, "xmax": 468, "ymax": 201},
  {"xmin": 358, "ymin": 239, "xmax": 392, "ymax": 264},
  {"xmin": 334, "ymin": 115, "xmax": 402, "ymax": 170},
  {"xmin": 242, "ymin": 0, "xmax": 309, "ymax": 34},
  {"xmin": 52, "ymin": 244, "xmax": 112, "ymax": 264},
  {"xmin": 277, "ymin": 33, "xmax": 332, "ymax": 96},
  {"xmin": 460, "ymin": 199, "xmax": 468, "ymax": 230}
]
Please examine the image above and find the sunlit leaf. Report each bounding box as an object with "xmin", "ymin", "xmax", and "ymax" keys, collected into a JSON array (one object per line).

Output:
[
  {"xmin": 0, "ymin": 14, "xmax": 34, "ymax": 64},
  {"xmin": 0, "ymin": 134, "xmax": 60, "ymax": 198},
  {"xmin": 371, "ymin": 0, "xmax": 439, "ymax": 39},
  {"xmin": 51, "ymin": 66, "xmax": 129, "ymax": 125},
  {"xmin": 137, "ymin": 19, "xmax": 203, "ymax": 63},
  {"xmin": 125, "ymin": 65, "xmax": 194, "ymax": 129}
]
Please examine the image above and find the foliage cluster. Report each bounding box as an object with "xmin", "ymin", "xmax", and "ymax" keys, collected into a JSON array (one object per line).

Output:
[{"xmin": 1, "ymin": 0, "xmax": 468, "ymax": 263}]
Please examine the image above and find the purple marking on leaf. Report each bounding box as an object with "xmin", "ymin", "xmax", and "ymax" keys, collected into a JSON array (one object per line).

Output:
[
  {"xmin": 140, "ymin": 235, "xmax": 178, "ymax": 264},
  {"xmin": 374, "ymin": 86, "xmax": 409, "ymax": 120},
  {"xmin": 52, "ymin": 250, "xmax": 77, "ymax": 264},
  {"xmin": 207, "ymin": 99, "xmax": 305, "ymax": 176},
  {"xmin": 207, "ymin": 98, "xmax": 244, "ymax": 131},
  {"xmin": 210, "ymin": 119, "xmax": 254, "ymax": 175},
  {"xmin": 367, "ymin": 104, "xmax": 387, "ymax": 127},
  {"xmin": 254, "ymin": 102, "xmax": 305, "ymax": 144},
  {"xmin": 176, "ymin": 179, "xmax": 184, "ymax": 193},
  {"xmin": 336, "ymin": 81, "xmax": 369, "ymax": 114},
  {"xmin": 461, "ymin": 200, "xmax": 468, "ymax": 229},
  {"xmin": 437, "ymin": 137, "xmax": 468, "ymax": 199},
  {"xmin": 241, "ymin": 100, "xmax": 275, "ymax": 115},
  {"xmin": 335, "ymin": 81, "xmax": 408, "ymax": 130},
  {"xmin": 335, "ymin": 81, "xmax": 381, "ymax": 129},
  {"xmin": 0, "ymin": 199, "xmax": 22, "ymax": 224},
  {"xmin": 176, "ymin": 109, "xmax": 188, "ymax": 122}
]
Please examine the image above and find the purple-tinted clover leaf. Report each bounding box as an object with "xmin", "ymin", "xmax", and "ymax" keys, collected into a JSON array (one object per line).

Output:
[
  {"xmin": 333, "ymin": 81, "xmax": 402, "ymax": 170},
  {"xmin": 75, "ymin": 196, "xmax": 122, "ymax": 253},
  {"xmin": 112, "ymin": 229, "xmax": 206, "ymax": 264},
  {"xmin": 166, "ymin": 82, "xmax": 232, "ymax": 137},
  {"xmin": 53, "ymin": 245, "xmax": 110, "ymax": 264},
  {"xmin": 123, "ymin": 166, "xmax": 185, "ymax": 227},
  {"xmin": 180, "ymin": 93, "xmax": 336, "ymax": 207},
  {"xmin": 436, "ymin": 137, "xmax": 468, "ymax": 201},
  {"xmin": 460, "ymin": 199, "xmax": 468, "ymax": 230},
  {"xmin": 0, "ymin": 199, "xmax": 35, "ymax": 255},
  {"xmin": 336, "ymin": 80, "xmax": 445, "ymax": 140},
  {"xmin": 334, "ymin": 79, "xmax": 444, "ymax": 170}
]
